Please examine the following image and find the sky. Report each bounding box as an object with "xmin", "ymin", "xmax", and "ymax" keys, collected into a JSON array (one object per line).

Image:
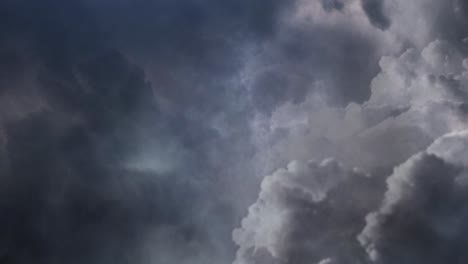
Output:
[{"xmin": 1, "ymin": 0, "xmax": 468, "ymax": 263}]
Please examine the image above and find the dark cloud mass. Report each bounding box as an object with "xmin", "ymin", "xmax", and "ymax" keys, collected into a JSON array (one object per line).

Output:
[
  {"xmin": 321, "ymin": 0, "xmax": 345, "ymax": 12},
  {"xmin": 361, "ymin": 0, "xmax": 390, "ymax": 30},
  {"xmin": 233, "ymin": 159, "xmax": 385, "ymax": 264},
  {"xmin": 359, "ymin": 153, "xmax": 468, "ymax": 264},
  {"xmin": 2, "ymin": 0, "xmax": 468, "ymax": 264},
  {"xmin": 0, "ymin": 0, "xmax": 255, "ymax": 263}
]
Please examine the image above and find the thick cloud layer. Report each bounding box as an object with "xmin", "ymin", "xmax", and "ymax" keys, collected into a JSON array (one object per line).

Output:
[
  {"xmin": 0, "ymin": 0, "xmax": 266, "ymax": 263},
  {"xmin": 252, "ymin": 38, "xmax": 468, "ymax": 175},
  {"xmin": 233, "ymin": 159, "xmax": 383, "ymax": 264},
  {"xmin": 2, "ymin": 0, "xmax": 468, "ymax": 264},
  {"xmin": 359, "ymin": 131, "xmax": 468, "ymax": 264},
  {"xmin": 234, "ymin": 1, "xmax": 468, "ymax": 263}
]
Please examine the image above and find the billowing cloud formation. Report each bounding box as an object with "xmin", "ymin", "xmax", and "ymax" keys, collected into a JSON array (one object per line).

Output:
[
  {"xmin": 233, "ymin": 159, "xmax": 383, "ymax": 264},
  {"xmin": 359, "ymin": 131, "xmax": 468, "ymax": 263},
  {"xmin": 252, "ymin": 38, "xmax": 468, "ymax": 175},
  {"xmin": 234, "ymin": 1, "xmax": 468, "ymax": 263},
  {"xmin": 0, "ymin": 0, "xmax": 405, "ymax": 262},
  {"xmin": 2, "ymin": 0, "xmax": 468, "ymax": 263},
  {"xmin": 235, "ymin": 129, "xmax": 468, "ymax": 263}
]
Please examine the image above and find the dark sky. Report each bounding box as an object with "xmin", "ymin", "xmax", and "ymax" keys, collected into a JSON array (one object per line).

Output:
[{"xmin": 1, "ymin": 1, "xmax": 468, "ymax": 264}]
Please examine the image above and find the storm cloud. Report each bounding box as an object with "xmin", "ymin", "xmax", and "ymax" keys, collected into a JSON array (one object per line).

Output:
[
  {"xmin": 359, "ymin": 131, "xmax": 468, "ymax": 264},
  {"xmin": 2, "ymin": 0, "xmax": 468, "ymax": 264},
  {"xmin": 361, "ymin": 0, "xmax": 390, "ymax": 30},
  {"xmin": 234, "ymin": 1, "xmax": 468, "ymax": 263}
]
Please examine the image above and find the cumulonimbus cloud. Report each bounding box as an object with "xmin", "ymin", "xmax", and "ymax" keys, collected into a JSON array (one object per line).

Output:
[
  {"xmin": 2, "ymin": 0, "xmax": 468, "ymax": 263},
  {"xmin": 359, "ymin": 130, "xmax": 468, "ymax": 264},
  {"xmin": 234, "ymin": 1, "xmax": 468, "ymax": 262}
]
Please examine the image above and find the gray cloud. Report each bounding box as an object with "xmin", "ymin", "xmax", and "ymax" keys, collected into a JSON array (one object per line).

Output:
[
  {"xmin": 252, "ymin": 38, "xmax": 468, "ymax": 177},
  {"xmin": 2, "ymin": 0, "xmax": 468, "ymax": 263},
  {"xmin": 361, "ymin": 0, "xmax": 390, "ymax": 30},
  {"xmin": 359, "ymin": 130, "xmax": 468, "ymax": 263},
  {"xmin": 0, "ymin": 0, "xmax": 268, "ymax": 263},
  {"xmin": 236, "ymin": 17, "xmax": 468, "ymax": 264},
  {"xmin": 382, "ymin": 0, "xmax": 468, "ymax": 48},
  {"xmin": 233, "ymin": 159, "xmax": 383, "ymax": 264},
  {"xmin": 321, "ymin": 0, "xmax": 345, "ymax": 12}
]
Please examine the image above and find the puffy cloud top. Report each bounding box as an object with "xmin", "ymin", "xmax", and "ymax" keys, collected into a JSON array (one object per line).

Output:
[{"xmin": 233, "ymin": 159, "xmax": 382, "ymax": 264}]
